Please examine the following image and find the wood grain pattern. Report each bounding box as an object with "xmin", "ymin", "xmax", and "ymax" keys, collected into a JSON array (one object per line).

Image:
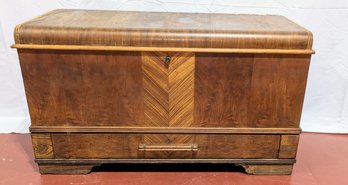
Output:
[
  {"xmin": 51, "ymin": 134, "xmax": 280, "ymax": 159},
  {"xmin": 142, "ymin": 52, "xmax": 194, "ymax": 127},
  {"xmin": 240, "ymin": 164, "xmax": 293, "ymax": 175},
  {"xmin": 196, "ymin": 135, "xmax": 280, "ymax": 159},
  {"xmin": 11, "ymin": 44, "xmax": 315, "ymax": 54},
  {"xmin": 138, "ymin": 143, "xmax": 198, "ymax": 151},
  {"xmin": 36, "ymin": 158, "xmax": 295, "ymax": 165},
  {"xmin": 141, "ymin": 134, "xmax": 196, "ymax": 159},
  {"xmin": 51, "ymin": 134, "xmax": 142, "ymax": 159},
  {"xmin": 14, "ymin": 9, "xmax": 313, "ymax": 50},
  {"xmin": 194, "ymin": 54, "xmax": 252, "ymax": 127},
  {"xmin": 19, "ymin": 49, "xmax": 144, "ymax": 127},
  {"xmin": 195, "ymin": 53, "xmax": 311, "ymax": 128},
  {"xmin": 31, "ymin": 134, "xmax": 54, "ymax": 159},
  {"xmin": 247, "ymin": 55, "xmax": 310, "ymax": 128},
  {"xmin": 29, "ymin": 126, "xmax": 301, "ymax": 134},
  {"xmin": 38, "ymin": 164, "xmax": 94, "ymax": 174},
  {"xmin": 279, "ymin": 135, "xmax": 300, "ymax": 158},
  {"xmin": 14, "ymin": 10, "xmax": 314, "ymax": 175}
]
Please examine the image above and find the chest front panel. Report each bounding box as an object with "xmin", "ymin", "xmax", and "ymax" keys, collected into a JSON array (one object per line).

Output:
[{"xmin": 20, "ymin": 50, "xmax": 310, "ymax": 129}]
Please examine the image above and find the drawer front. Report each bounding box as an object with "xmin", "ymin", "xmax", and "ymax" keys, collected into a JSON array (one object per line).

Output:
[{"xmin": 50, "ymin": 134, "xmax": 280, "ymax": 159}]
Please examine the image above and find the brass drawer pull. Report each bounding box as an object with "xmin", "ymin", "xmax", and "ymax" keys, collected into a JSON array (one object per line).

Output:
[{"xmin": 138, "ymin": 143, "xmax": 198, "ymax": 151}]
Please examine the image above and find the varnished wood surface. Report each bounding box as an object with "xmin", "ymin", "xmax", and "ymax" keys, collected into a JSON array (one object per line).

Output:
[
  {"xmin": 14, "ymin": 9, "xmax": 313, "ymax": 50},
  {"xmin": 38, "ymin": 164, "xmax": 94, "ymax": 174},
  {"xmin": 36, "ymin": 158, "xmax": 295, "ymax": 174},
  {"xmin": 195, "ymin": 53, "xmax": 311, "ymax": 128},
  {"xmin": 36, "ymin": 158, "xmax": 295, "ymax": 164},
  {"xmin": 15, "ymin": 10, "xmax": 313, "ymax": 175},
  {"xmin": 140, "ymin": 134, "xmax": 196, "ymax": 159},
  {"xmin": 11, "ymin": 44, "xmax": 315, "ymax": 54},
  {"xmin": 248, "ymin": 55, "xmax": 310, "ymax": 128},
  {"xmin": 20, "ymin": 49, "xmax": 310, "ymax": 129},
  {"xmin": 29, "ymin": 126, "xmax": 301, "ymax": 134},
  {"xmin": 31, "ymin": 134, "xmax": 54, "ymax": 159},
  {"xmin": 138, "ymin": 143, "xmax": 198, "ymax": 151},
  {"xmin": 19, "ymin": 49, "xmax": 144, "ymax": 127},
  {"xmin": 279, "ymin": 135, "xmax": 300, "ymax": 158},
  {"xmin": 240, "ymin": 164, "xmax": 293, "ymax": 175},
  {"xmin": 36, "ymin": 159, "xmax": 295, "ymax": 174},
  {"xmin": 196, "ymin": 134, "xmax": 280, "ymax": 159},
  {"xmin": 50, "ymin": 134, "xmax": 280, "ymax": 159},
  {"xmin": 142, "ymin": 52, "xmax": 195, "ymax": 127}
]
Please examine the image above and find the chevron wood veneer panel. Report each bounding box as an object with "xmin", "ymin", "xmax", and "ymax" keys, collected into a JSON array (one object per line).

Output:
[{"xmin": 142, "ymin": 52, "xmax": 195, "ymax": 127}]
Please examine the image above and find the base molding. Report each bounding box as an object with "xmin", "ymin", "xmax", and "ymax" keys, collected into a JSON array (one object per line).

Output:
[
  {"xmin": 36, "ymin": 158, "xmax": 295, "ymax": 175},
  {"xmin": 239, "ymin": 164, "xmax": 293, "ymax": 175},
  {"xmin": 38, "ymin": 164, "xmax": 96, "ymax": 174},
  {"xmin": 36, "ymin": 158, "xmax": 295, "ymax": 164}
]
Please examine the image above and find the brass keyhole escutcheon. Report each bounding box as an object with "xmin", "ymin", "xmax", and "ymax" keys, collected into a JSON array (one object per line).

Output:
[
  {"xmin": 165, "ymin": 55, "xmax": 171, "ymax": 64},
  {"xmin": 166, "ymin": 138, "xmax": 171, "ymax": 143}
]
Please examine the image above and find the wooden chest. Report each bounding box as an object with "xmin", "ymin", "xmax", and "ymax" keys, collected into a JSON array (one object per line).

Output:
[{"xmin": 13, "ymin": 9, "xmax": 314, "ymax": 175}]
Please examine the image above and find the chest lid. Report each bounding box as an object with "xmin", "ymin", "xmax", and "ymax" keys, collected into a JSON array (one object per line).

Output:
[{"xmin": 13, "ymin": 9, "xmax": 313, "ymax": 53}]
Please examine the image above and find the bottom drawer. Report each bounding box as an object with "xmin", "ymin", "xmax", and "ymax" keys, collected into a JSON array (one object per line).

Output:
[{"xmin": 45, "ymin": 134, "xmax": 280, "ymax": 159}]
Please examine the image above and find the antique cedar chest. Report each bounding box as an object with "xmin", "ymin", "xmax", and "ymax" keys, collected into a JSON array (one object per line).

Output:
[{"xmin": 13, "ymin": 9, "xmax": 314, "ymax": 175}]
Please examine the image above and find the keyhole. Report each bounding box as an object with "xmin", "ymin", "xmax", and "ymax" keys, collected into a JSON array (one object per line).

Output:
[
  {"xmin": 165, "ymin": 55, "xmax": 171, "ymax": 64},
  {"xmin": 166, "ymin": 138, "xmax": 171, "ymax": 143}
]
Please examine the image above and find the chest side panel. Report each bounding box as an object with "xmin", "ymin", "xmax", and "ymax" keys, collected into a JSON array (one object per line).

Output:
[
  {"xmin": 194, "ymin": 53, "xmax": 311, "ymax": 128},
  {"xmin": 19, "ymin": 50, "xmax": 144, "ymax": 126}
]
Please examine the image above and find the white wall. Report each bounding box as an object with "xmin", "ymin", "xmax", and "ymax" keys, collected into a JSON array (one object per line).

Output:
[{"xmin": 0, "ymin": 0, "xmax": 348, "ymax": 133}]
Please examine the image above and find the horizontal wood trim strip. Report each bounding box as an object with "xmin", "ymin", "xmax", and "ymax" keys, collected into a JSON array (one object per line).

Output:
[
  {"xmin": 36, "ymin": 158, "xmax": 295, "ymax": 165},
  {"xmin": 30, "ymin": 126, "xmax": 301, "ymax": 134},
  {"xmin": 12, "ymin": 44, "xmax": 315, "ymax": 54}
]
